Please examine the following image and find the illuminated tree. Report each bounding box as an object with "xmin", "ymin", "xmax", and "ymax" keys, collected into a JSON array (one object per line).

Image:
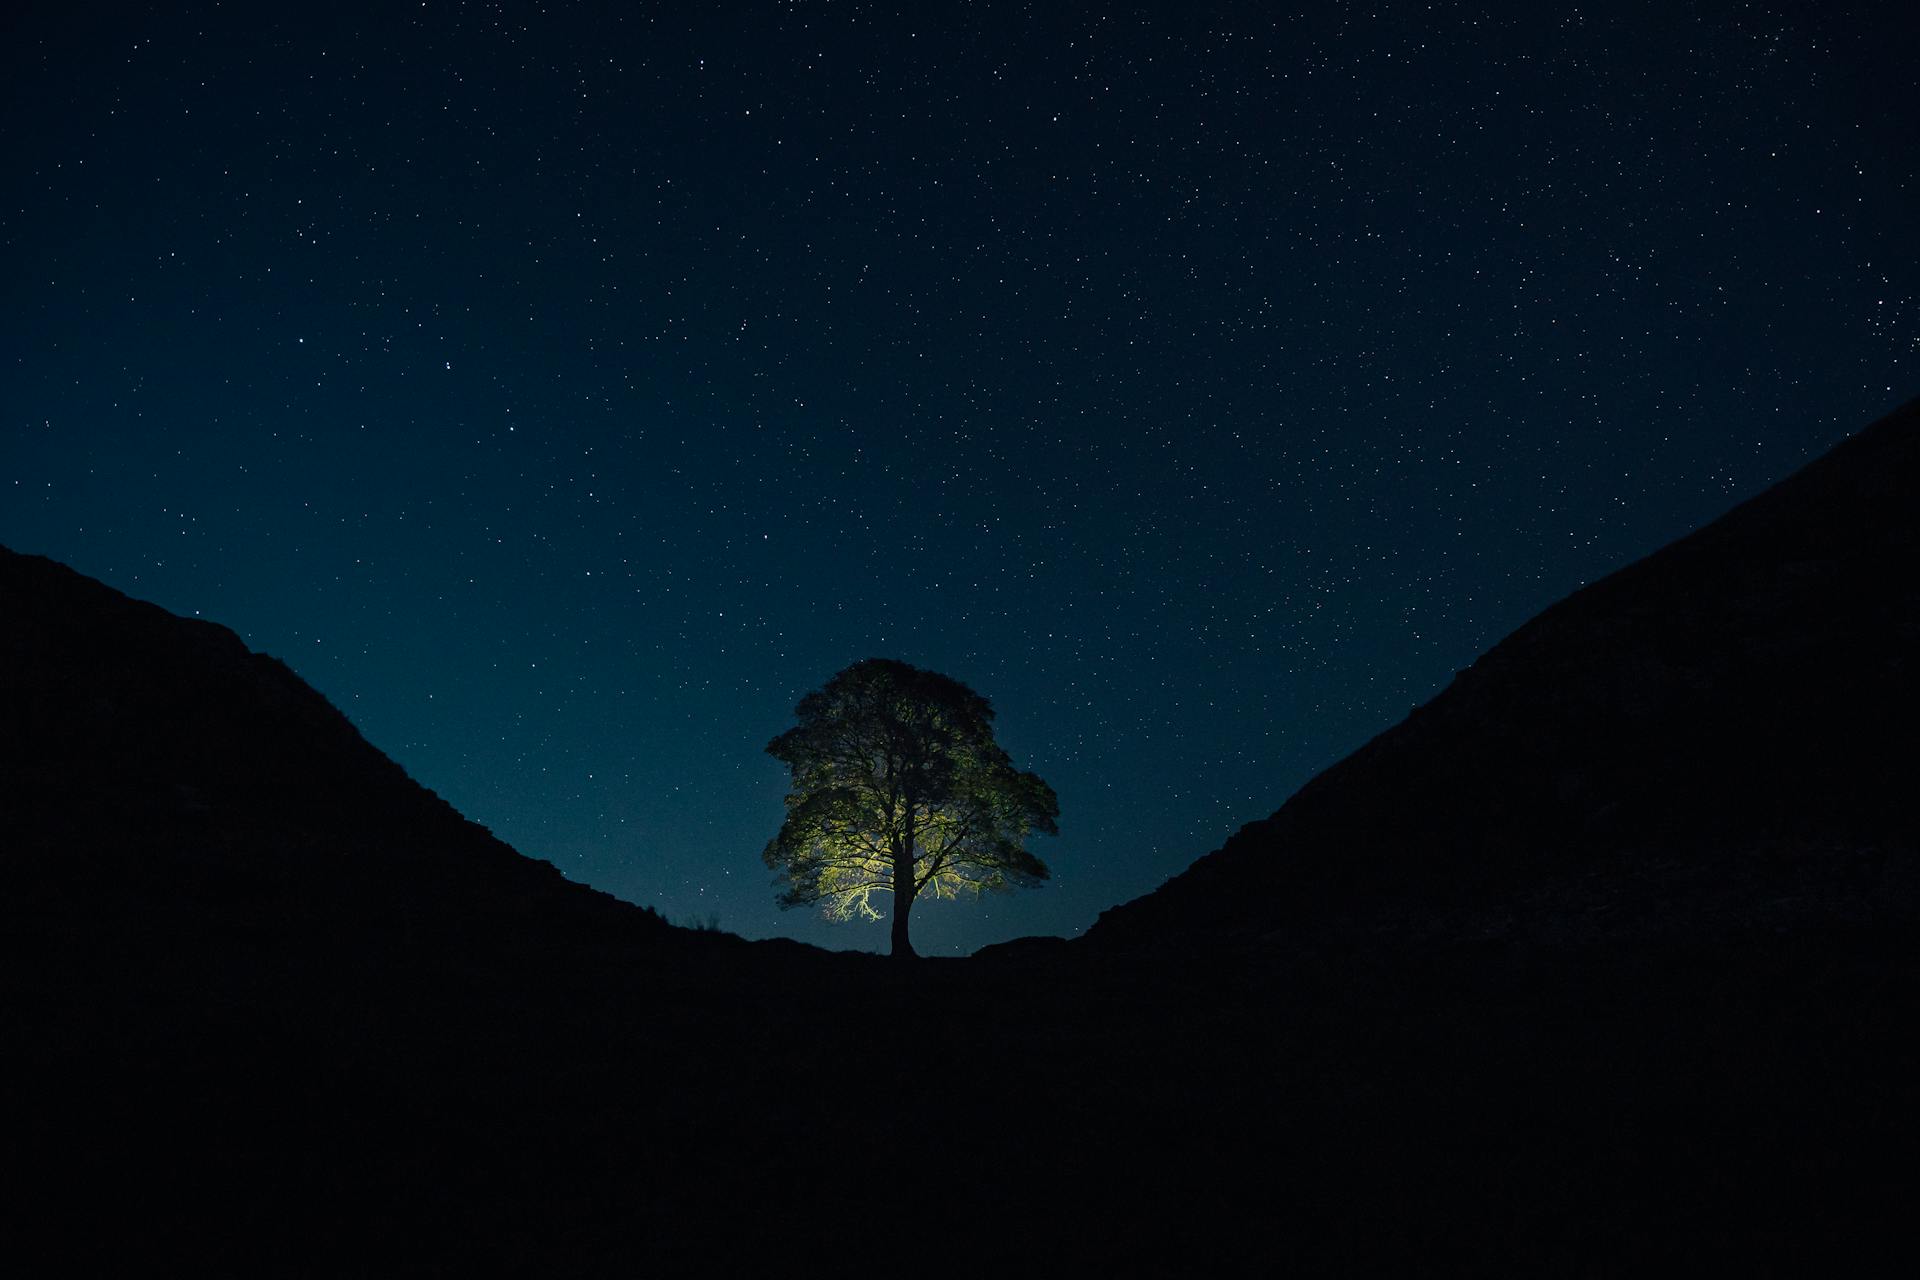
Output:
[{"xmin": 763, "ymin": 658, "xmax": 1059, "ymax": 958}]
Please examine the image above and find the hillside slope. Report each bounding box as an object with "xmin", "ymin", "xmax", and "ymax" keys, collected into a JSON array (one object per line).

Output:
[
  {"xmin": 0, "ymin": 547, "xmax": 1234, "ymax": 1273},
  {"xmin": 1088, "ymin": 396, "xmax": 1920, "ymax": 952},
  {"xmin": 1, "ymin": 544, "xmax": 655, "ymax": 936},
  {"xmin": 7, "ymin": 392, "xmax": 1920, "ymax": 1272}
]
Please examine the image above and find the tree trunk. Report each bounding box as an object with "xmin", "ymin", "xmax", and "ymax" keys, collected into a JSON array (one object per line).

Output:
[{"xmin": 891, "ymin": 829, "xmax": 917, "ymax": 959}]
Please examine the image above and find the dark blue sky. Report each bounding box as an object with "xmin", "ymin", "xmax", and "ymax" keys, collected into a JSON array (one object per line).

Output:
[{"xmin": 5, "ymin": 1, "xmax": 1914, "ymax": 954}]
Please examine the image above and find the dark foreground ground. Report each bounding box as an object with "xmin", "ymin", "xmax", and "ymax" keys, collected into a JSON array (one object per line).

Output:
[
  {"xmin": 7, "ymin": 392, "xmax": 1918, "ymax": 1273},
  {"xmin": 12, "ymin": 861, "xmax": 1919, "ymax": 1275}
]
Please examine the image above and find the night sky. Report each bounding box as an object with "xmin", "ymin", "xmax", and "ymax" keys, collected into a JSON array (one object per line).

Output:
[{"xmin": 4, "ymin": 1, "xmax": 1914, "ymax": 955}]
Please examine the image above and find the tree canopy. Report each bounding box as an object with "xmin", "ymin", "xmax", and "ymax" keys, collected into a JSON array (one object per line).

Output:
[{"xmin": 763, "ymin": 658, "xmax": 1059, "ymax": 958}]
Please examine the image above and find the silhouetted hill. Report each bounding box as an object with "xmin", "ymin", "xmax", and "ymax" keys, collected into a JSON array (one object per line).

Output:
[
  {"xmin": 3, "ymin": 547, "xmax": 1246, "ymax": 1272},
  {"xmin": 0, "ymin": 545, "xmax": 761, "ymax": 1269},
  {"xmin": 1089, "ymin": 396, "xmax": 1920, "ymax": 955},
  {"xmin": 7, "ymin": 399, "xmax": 1920, "ymax": 1274},
  {"xmin": 2, "ymin": 545, "xmax": 658, "ymax": 935}
]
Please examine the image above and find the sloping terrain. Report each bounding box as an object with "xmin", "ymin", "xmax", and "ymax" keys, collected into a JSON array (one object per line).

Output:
[
  {"xmin": 1, "ymin": 546, "xmax": 696, "ymax": 1266},
  {"xmin": 5, "ymin": 398, "xmax": 1919, "ymax": 1273},
  {"xmin": 1089, "ymin": 396, "xmax": 1920, "ymax": 954},
  {"xmin": 0, "ymin": 546, "xmax": 1243, "ymax": 1272},
  {"xmin": 1, "ymin": 544, "xmax": 654, "ymax": 932}
]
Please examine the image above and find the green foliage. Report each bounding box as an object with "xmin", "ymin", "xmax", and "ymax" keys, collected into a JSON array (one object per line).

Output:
[{"xmin": 763, "ymin": 658, "xmax": 1059, "ymax": 952}]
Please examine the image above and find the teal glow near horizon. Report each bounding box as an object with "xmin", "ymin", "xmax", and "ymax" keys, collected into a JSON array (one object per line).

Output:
[{"xmin": 3, "ymin": 1, "xmax": 1913, "ymax": 955}]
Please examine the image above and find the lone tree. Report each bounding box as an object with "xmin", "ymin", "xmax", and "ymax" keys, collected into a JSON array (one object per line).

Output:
[{"xmin": 763, "ymin": 658, "xmax": 1059, "ymax": 958}]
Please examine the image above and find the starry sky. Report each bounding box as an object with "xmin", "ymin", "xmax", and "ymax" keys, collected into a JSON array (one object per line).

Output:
[{"xmin": 4, "ymin": 1, "xmax": 1915, "ymax": 954}]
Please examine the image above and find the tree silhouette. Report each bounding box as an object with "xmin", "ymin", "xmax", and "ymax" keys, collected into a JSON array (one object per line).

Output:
[{"xmin": 763, "ymin": 658, "xmax": 1059, "ymax": 958}]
